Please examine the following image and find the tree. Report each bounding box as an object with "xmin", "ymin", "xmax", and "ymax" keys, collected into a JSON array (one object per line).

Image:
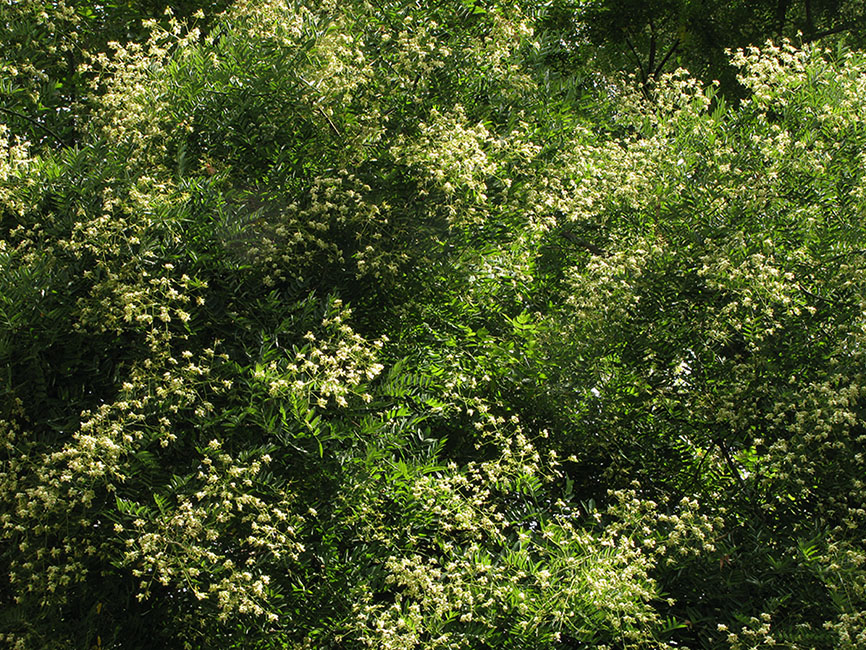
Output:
[
  {"xmin": 530, "ymin": 41, "xmax": 866, "ymax": 647},
  {"xmin": 534, "ymin": 0, "xmax": 865, "ymax": 94}
]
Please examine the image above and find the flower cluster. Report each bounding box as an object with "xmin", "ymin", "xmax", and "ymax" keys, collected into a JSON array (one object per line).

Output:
[
  {"xmin": 121, "ymin": 439, "xmax": 302, "ymax": 620},
  {"xmin": 253, "ymin": 296, "xmax": 386, "ymax": 408}
]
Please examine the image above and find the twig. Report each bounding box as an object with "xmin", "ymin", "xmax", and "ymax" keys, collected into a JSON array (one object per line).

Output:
[
  {"xmin": 0, "ymin": 106, "xmax": 66, "ymax": 145},
  {"xmin": 315, "ymin": 105, "xmax": 341, "ymax": 137}
]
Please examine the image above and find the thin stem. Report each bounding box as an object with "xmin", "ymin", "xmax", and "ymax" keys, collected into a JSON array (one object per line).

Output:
[{"xmin": 0, "ymin": 107, "xmax": 66, "ymax": 145}]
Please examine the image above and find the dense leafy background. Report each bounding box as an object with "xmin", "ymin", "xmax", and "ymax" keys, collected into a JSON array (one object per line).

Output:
[{"xmin": 2, "ymin": 1, "xmax": 865, "ymax": 648}]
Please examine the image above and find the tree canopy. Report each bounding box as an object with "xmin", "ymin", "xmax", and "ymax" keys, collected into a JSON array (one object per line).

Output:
[{"xmin": 2, "ymin": 1, "xmax": 866, "ymax": 648}]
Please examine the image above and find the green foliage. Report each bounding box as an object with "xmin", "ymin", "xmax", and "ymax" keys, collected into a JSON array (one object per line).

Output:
[
  {"xmin": 536, "ymin": 0, "xmax": 866, "ymax": 94},
  {"xmin": 2, "ymin": 1, "xmax": 866, "ymax": 648},
  {"xmin": 0, "ymin": 1, "xmax": 232, "ymax": 151}
]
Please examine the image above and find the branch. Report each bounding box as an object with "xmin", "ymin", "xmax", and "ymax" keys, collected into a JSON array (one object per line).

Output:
[
  {"xmin": 775, "ymin": 0, "xmax": 791, "ymax": 35},
  {"xmin": 804, "ymin": 21, "xmax": 864, "ymax": 42},
  {"xmin": 691, "ymin": 443, "xmax": 715, "ymax": 493},
  {"xmin": 804, "ymin": 0, "xmax": 814, "ymax": 38},
  {"xmin": 652, "ymin": 39, "xmax": 680, "ymax": 79},
  {"xmin": 296, "ymin": 75, "xmax": 342, "ymax": 137},
  {"xmin": 647, "ymin": 19, "xmax": 657, "ymax": 80},
  {"xmin": 315, "ymin": 105, "xmax": 342, "ymax": 137},
  {"xmin": 0, "ymin": 106, "xmax": 66, "ymax": 145},
  {"xmin": 559, "ymin": 230, "xmax": 606, "ymax": 256},
  {"xmin": 796, "ymin": 283, "xmax": 844, "ymax": 308},
  {"xmin": 624, "ymin": 35, "xmax": 648, "ymax": 85},
  {"xmin": 715, "ymin": 438, "xmax": 748, "ymax": 494}
]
